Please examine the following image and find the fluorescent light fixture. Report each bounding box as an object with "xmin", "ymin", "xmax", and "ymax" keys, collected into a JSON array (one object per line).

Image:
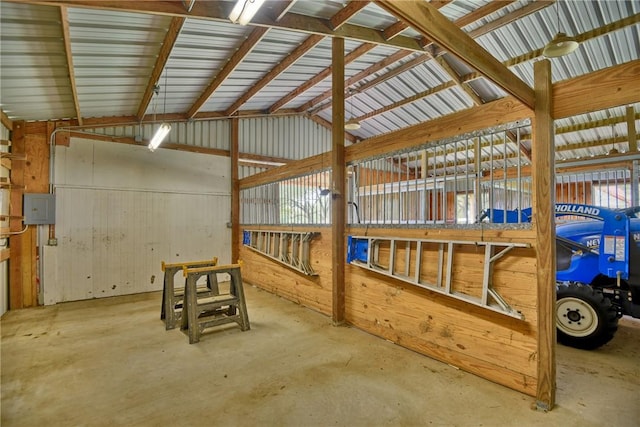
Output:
[
  {"xmin": 543, "ymin": 32, "xmax": 579, "ymax": 58},
  {"xmin": 229, "ymin": 0, "xmax": 265, "ymax": 25},
  {"xmin": 148, "ymin": 123, "xmax": 171, "ymax": 152},
  {"xmin": 345, "ymin": 118, "xmax": 361, "ymax": 130}
]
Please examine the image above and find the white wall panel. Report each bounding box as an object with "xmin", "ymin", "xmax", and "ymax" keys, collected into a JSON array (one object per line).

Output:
[{"xmin": 45, "ymin": 138, "xmax": 231, "ymax": 304}]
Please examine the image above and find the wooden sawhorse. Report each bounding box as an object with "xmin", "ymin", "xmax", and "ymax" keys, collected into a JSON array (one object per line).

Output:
[
  {"xmin": 160, "ymin": 257, "xmax": 218, "ymax": 330},
  {"xmin": 181, "ymin": 264, "xmax": 250, "ymax": 344}
]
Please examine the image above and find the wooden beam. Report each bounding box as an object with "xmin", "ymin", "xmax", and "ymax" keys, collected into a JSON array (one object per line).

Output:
[
  {"xmin": 533, "ymin": 59, "xmax": 556, "ymax": 412},
  {"xmin": 354, "ymin": 81, "xmax": 456, "ymax": 122},
  {"xmin": 267, "ymin": 0, "xmax": 297, "ymax": 22},
  {"xmin": 9, "ymin": 121, "xmax": 25, "ymax": 309},
  {"xmin": 374, "ymin": 0, "xmax": 534, "ymax": 109},
  {"xmin": 224, "ymin": 34, "xmax": 324, "ymax": 116},
  {"xmin": 303, "ymin": 0, "xmax": 519, "ymax": 115},
  {"xmin": 553, "ymin": 59, "xmax": 640, "ymax": 119},
  {"xmin": 463, "ymin": 14, "xmax": 640, "ymax": 83},
  {"xmin": 231, "ymin": 118, "xmax": 240, "ymax": 264},
  {"xmin": 555, "ymin": 112, "xmax": 639, "ymax": 134},
  {"xmin": 346, "ymin": 96, "xmax": 531, "ymax": 163},
  {"xmin": 0, "ymin": 110, "xmax": 12, "ymax": 131},
  {"xmin": 331, "ymin": 36, "xmax": 346, "ymax": 325},
  {"xmin": 20, "ymin": 0, "xmax": 424, "ymax": 52},
  {"xmin": 453, "ymin": 1, "xmax": 516, "ymax": 28},
  {"xmin": 60, "ymin": 6, "xmax": 83, "ymax": 126},
  {"xmin": 188, "ymin": 27, "xmax": 269, "ymax": 118},
  {"xmin": 311, "ymin": 53, "xmax": 431, "ymax": 114},
  {"xmin": 467, "ymin": 1, "xmax": 554, "ymax": 39},
  {"xmin": 436, "ymin": 56, "xmax": 483, "ymax": 105},
  {"xmin": 383, "ymin": 21, "xmax": 409, "ymax": 40},
  {"xmin": 628, "ymin": 106, "xmax": 638, "ymax": 152},
  {"xmin": 297, "ymin": 50, "xmax": 413, "ymax": 112},
  {"xmin": 329, "ymin": 0, "xmax": 369, "ymax": 30},
  {"xmin": 268, "ymin": 42, "xmax": 376, "ymax": 113},
  {"xmin": 137, "ymin": 16, "xmax": 185, "ymax": 120},
  {"xmin": 308, "ymin": 114, "xmax": 357, "ymax": 144}
]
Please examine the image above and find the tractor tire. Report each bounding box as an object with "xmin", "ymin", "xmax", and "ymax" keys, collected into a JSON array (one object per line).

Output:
[{"xmin": 556, "ymin": 284, "xmax": 618, "ymax": 350}]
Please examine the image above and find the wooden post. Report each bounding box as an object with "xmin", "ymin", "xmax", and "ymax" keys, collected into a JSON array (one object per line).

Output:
[
  {"xmin": 231, "ymin": 117, "xmax": 240, "ymax": 263},
  {"xmin": 627, "ymin": 106, "xmax": 637, "ymax": 153},
  {"xmin": 533, "ymin": 59, "xmax": 556, "ymax": 411},
  {"xmin": 332, "ymin": 37, "xmax": 346, "ymax": 325}
]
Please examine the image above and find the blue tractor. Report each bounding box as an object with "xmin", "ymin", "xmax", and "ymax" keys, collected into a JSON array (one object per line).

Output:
[{"xmin": 481, "ymin": 204, "xmax": 640, "ymax": 349}]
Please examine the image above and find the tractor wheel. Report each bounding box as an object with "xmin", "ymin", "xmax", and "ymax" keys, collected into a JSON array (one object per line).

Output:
[{"xmin": 556, "ymin": 284, "xmax": 618, "ymax": 350}]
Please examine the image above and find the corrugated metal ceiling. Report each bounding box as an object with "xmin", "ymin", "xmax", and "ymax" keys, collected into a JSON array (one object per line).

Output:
[{"xmin": 0, "ymin": 0, "xmax": 638, "ymax": 163}]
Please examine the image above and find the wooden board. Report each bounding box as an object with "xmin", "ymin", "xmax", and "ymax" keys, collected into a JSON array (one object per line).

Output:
[{"xmin": 240, "ymin": 225, "xmax": 539, "ymax": 396}]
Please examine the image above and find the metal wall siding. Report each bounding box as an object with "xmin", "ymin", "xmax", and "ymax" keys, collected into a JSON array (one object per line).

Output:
[
  {"xmin": 67, "ymin": 8, "xmax": 171, "ymax": 119},
  {"xmin": 239, "ymin": 116, "xmax": 331, "ymax": 160},
  {"xmin": 0, "ymin": 2, "xmax": 75, "ymax": 121}
]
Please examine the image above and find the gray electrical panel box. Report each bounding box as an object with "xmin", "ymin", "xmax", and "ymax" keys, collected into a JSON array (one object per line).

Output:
[{"xmin": 23, "ymin": 194, "xmax": 56, "ymax": 225}]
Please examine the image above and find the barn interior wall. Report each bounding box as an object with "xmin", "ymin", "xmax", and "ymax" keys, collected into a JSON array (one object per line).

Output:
[
  {"xmin": 43, "ymin": 137, "xmax": 232, "ymax": 304},
  {"xmin": 239, "ymin": 225, "xmax": 538, "ymax": 396},
  {"xmin": 0, "ymin": 121, "xmax": 10, "ymax": 316}
]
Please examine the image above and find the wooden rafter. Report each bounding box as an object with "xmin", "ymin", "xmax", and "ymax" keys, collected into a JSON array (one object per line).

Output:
[
  {"xmin": 265, "ymin": 1, "xmax": 371, "ymax": 114},
  {"xmin": 137, "ymin": 16, "xmax": 185, "ymax": 121},
  {"xmin": 301, "ymin": 0, "xmax": 516, "ymax": 115},
  {"xmin": 556, "ymin": 112, "xmax": 640, "ymax": 134},
  {"xmin": 354, "ymin": 81, "xmax": 456, "ymax": 122},
  {"xmin": 308, "ymin": 114, "xmax": 357, "ymax": 144},
  {"xmin": 628, "ymin": 106, "xmax": 638, "ymax": 152},
  {"xmin": 224, "ymin": 34, "xmax": 324, "ymax": 116},
  {"xmin": 1, "ymin": 110, "xmax": 12, "ymax": 131},
  {"xmin": 187, "ymin": 27, "xmax": 269, "ymax": 118},
  {"xmin": 267, "ymin": 0, "xmax": 298, "ymax": 22},
  {"xmin": 309, "ymin": 54, "xmax": 431, "ymax": 114},
  {"xmin": 435, "ymin": 56, "xmax": 483, "ymax": 105},
  {"xmin": 467, "ymin": 1, "xmax": 554, "ymax": 39},
  {"xmin": 18, "ymin": 0, "xmax": 424, "ymax": 52},
  {"xmin": 463, "ymin": 13, "xmax": 640, "ymax": 83},
  {"xmin": 374, "ymin": 0, "xmax": 535, "ymax": 109},
  {"xmin": 297, "ymin": 50, "xmax": 413, "ymax": 112},
  {"xmin": 268, "ymin": 43, "xmax": 376, "ymax": 114},
  {"xmin": 329, "ymin": 0, "xmax": 369, "ymax": 30},
  {"xmin": 60, "ymin": 6, "xmax": 82, "ymax": 126}
]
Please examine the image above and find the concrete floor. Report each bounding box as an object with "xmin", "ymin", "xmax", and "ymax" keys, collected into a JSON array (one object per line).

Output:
[{"xmin": 2, "ymin": 284, "xmax": 639, "ymax": 427}]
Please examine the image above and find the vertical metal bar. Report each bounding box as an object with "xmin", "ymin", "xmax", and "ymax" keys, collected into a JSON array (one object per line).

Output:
[
  {"xmin": 432, "ymin": 147, "xmax": 437, "ymax": 223},
  {"xmin": 503, "ymin": 130, "xmax": 507, "ymax": 221},
  {"xmin": 633, "ymin": 161, "xmax": 639, "ymax": 206},
  {"xmin": 489, "ymin": 133, "xmax": 494, "ymax": 221},
  {"xmin": 423, "ymin": 150, "xmax": 428, "ymax": 224},
  {"xmin": 465, "ymin": 139, "xmax": 470, "ymax": 224},
  {"xmin": 475, "ymin": 137, "xmax": 482, "ymax": 222},
  {"xmin": 382, "ymin": 158, "xmax": 387, "ymax": 225},
  {"xmin": 443, "ymin": 143, "xmax": 447, "ymax": 223},
  {"xmin": 517, "ymin": 126, "xmax": 522, "ymax": 222}
]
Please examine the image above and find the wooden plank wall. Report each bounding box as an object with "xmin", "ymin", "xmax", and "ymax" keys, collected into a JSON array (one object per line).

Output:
[
  {"xmin": 239, "ymin": 225, "xmax": 538, "ymax": 395},
  {"xmin": 239, "ymin": 226, "xmax": 333, "ymax": 316},
  {"xmin": 9, "ymin": 122, "xmax": 50, "ymax": 308}
]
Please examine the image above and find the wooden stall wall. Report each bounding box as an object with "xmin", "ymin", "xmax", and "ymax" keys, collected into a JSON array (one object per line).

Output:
[
  {"xmin": 238, "ymin": 226, "xmax": 333, "ymax": 316},
  {"xmin": 344, "ymin": 226, "xmax": 537, "ymax": 396},
  {"xmin": 239, "ymin": 224, "xmax": 537, "ymax": 395}
]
